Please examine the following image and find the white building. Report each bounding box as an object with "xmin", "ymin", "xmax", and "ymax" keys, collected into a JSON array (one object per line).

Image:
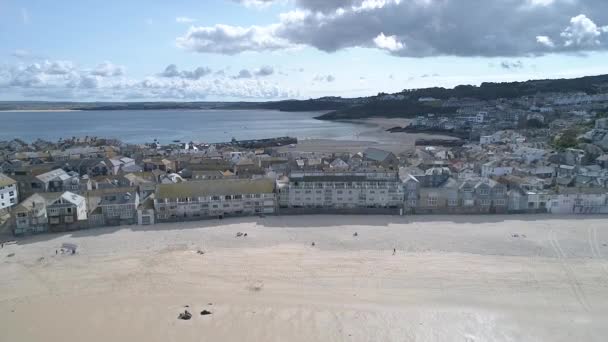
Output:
[
  {"xmin": 481, "ymin": 161, "xmax": 513, "ymax": 178},
  {"xmin": 547, "ymin": 188, "xmax": 608, "ymax": 214},
  {"xmin": 279, "ymin": 171, "xmax": 404, "ymax": 209},
  {"xmin": 0, "ymin": 173, "xmax": 18, "ymax": 210}
]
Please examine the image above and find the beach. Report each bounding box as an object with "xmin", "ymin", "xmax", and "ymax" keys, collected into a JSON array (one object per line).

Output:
[
  {"xmin": 278, "ymin": 117, "xmax": 459, "ymax": 154},
  {"xmin": 1, "ymin": 215, "xmax": 607, "ymax": 341}
]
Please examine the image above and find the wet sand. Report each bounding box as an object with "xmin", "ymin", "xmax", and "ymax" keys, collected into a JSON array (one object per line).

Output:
[
  {"xmin": 279, "ymin": 117, "xmax": 458, "ymax": 154},
  {"xmin": 1, "ymin": 215, "xmax": 607, "ymax": 341}
]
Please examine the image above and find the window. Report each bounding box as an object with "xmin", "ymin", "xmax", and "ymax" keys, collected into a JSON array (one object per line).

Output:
[
  {"xmin": 479, "ymin": 188, "xmax": 489, "ymax": 195},
  {"xmin": 428, "ymin": 197, "xmax": 438, "ymax": 207},
  {"xmin": 65, "ymin": 216, "xmax": 74, "ymax": 223},
  {"xmin": 480, "ymin": 199, "xmax": 491, "ymax": 206},
  {"xmin": 9, "ymin": 191, "xmax": 14, "ymax": 196},
  {"xmin": 448, "ymin": 199, "xmax": 457, "ymax": 206},
  {"xmin": 494, "ymin": 199, "xmax": 506, "ymax": 206}
]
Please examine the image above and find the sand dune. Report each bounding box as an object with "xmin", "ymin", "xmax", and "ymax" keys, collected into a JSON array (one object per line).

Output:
[{"xmin": 1, "ymin": 215, "xmax": 608, "ymax": 341}]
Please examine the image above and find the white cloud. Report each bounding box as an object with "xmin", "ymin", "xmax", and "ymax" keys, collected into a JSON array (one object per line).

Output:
[
  {"xmin": 560, "ymin": 14, "xmax": 605, "ymax": 47},
  {"xmin": 254, "ymin": 65, "xmax": 274, "ymax": 77},
  {"xmin": 159, "ymin": 64, "xmax": 212, "ymax": 80},
  {"xmin": 176, "ymin": 16, "xmax": 196, "ymax": 23},
  {"xmin": 536, "ymin": 35, "xmax": 555, "ymax": 47},
  {"xmin": 176, "ymin": 24, "xmax": 293, "ymax": 54},
  {"xmin": 233, "ymin": 69, "xmax": 253, "ymax": 79},
  {"xmin": 179, "ymin": 1, "xmax": 608, "ymax": 57},
  {"xmin": 373, "ymin": 32, "xmax": 404, "ymax": 52},
  {"xmin": 0, "ymin": 60, "xmax": 296, "ymax": 100},
  {"xmin": 232, "ymin": 0, "xmax": 276, "ymax": 8},
  {"xmin": 91, "ymin": 61, "xmax": 125, "ymax": 77}
]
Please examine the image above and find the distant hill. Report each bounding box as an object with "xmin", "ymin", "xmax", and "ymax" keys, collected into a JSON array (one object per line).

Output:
[{"xmin": 2, "ymin": 74, "xmax": 607, "ymax": 120}]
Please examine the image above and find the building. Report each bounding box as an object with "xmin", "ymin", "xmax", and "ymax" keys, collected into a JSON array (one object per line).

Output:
[
  {"xmin": 402, "ymin": 174, "xmax": 420, "ymax": 213},
  {"xmin": 42, "ymin": 192, "xmax": 88, "ymax": 232},
  {"xmin": 33, "ymin": 168, "xmax": 80, "ymax": 193},
  {"xmin": 137, "ymin": 195, "xmax": 155, "ymax": 225},
  {"xmin": 280, "ymin": 171, "xmax": 404, "ymax": 210},
  {"xmin": 86, "ymin": 187, "xmax": 140, "ymax": 226},
  {"xmin": 12, "ymin": 193, "xmax": 58, "ymax": 235},
  {"xmin": 481, "ymin": 161, "xmax": 513, "ymax": 178},
  {"xmin": 417, "ymin": 177, "xmax": 460, "ymax": 214},
  {"xmin": 547, "ymin": 188, "xmax": 608, "ymax": 214},
  {"xmin": 0, "ymin": 173, "xmax": 18, "ymax": 211},
  {"xmin": 154, "ymin": 179, "xmax": 276, "ymax": 221},
  {"xmin": 458, "ymin": 179, "xmax": 508, "ymax": 214},
  {"xmin": 363, "ymin": 148, "xmax": 399, "ymax": 168}
]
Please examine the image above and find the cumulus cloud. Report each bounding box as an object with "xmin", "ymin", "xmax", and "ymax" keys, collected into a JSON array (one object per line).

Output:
[
  {"xmin": 233, "ymin": 69, "xmax": 253, "ymax": 79},
  {"xmin": 232, "ymin": 0, "xmax": 275, "ymax": 8},
  {"xmin": 313, "ymin": 74, "xmax": 335, "ymax": 82},
  {"xmin": 560, "ymin": 14, "xmax": 607, "ymax": 47},
  {"xmin": 91, "ymin": 61, "xmax": 124, "ymax": 77},
  {"xmin": 159, "ymin": 64, "xmax": 212, "ymax": 80},
  {"xmin": 0, "ymin": 60, "xmax": 296, "ymax": 100},
  {"xmin": 373, "ymin": 32, "xmax": 404, "ymax": 52},
  {"xmin": 536, "ymin": 35, "xmax": 555, "ymax": 47},
  {"xmin": 254, "ymin": 65, "xmax": 274, "ymax": 77},
  {"xmin": 176, "ymin": 16, "xmax": 196, "ymax": 23},
  {"xmin": 176, "ymin": 24, "xmax": 293, "ymax": 54},
  {"xmin": 180, "ymin": 1, "xmax": 608, "ymax": 57}
]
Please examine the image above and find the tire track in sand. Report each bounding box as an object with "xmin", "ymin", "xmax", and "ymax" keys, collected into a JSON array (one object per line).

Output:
[{"xmin": 549, "ymin": 229, "xmax": 590, "ymax": 312}]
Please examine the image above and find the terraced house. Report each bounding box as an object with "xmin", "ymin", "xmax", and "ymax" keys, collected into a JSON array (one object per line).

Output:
[
  {"xmin": 154, "ymin": 179, "xmax": 276, "ymax": 221},
  {"xmin": 278, "ymin": 171, "xmax": 404, "ymax": 210}
]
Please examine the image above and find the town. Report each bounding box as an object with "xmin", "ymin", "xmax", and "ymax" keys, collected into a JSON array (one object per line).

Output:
[{"xmin": 1, "ymin": 90, "xmax": 608, "ymax": 236}]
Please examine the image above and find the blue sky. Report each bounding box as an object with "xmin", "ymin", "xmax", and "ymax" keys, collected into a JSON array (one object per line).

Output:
[{"xmin": 1, "ymin": 0, "xmax": 608, "ymax": 101}]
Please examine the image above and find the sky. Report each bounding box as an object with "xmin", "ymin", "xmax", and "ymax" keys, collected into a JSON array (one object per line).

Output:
[{"xmin": 1, "ymin": 0, "xmax": 608, "ymax": 102}]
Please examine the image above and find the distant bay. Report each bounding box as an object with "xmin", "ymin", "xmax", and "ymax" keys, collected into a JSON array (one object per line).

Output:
[{"xmin": 0, "ymin": 109, "xmax": 368, "ymax": 144}]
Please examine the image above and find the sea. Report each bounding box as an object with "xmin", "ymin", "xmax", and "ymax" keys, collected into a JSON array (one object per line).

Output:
[{"xmin": 0, "ymin": 109, "xmax": 367, "ymax": 144}]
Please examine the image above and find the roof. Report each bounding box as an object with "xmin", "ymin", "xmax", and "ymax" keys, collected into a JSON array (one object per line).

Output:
[
  {"xmin": 139, "ymin": 194, "xmax": 155, "ymax": 210},
  {"xmin": 156, "ymin": 179, "xmax": 274, "ymax": 199},
  {"xmin": 557, "ymin": 187, "xmax": 607, "ymax": 195},
  {"xmin": 364, "ymin": 148, "xmax": 394, "ymax": 162},
  {"xmin": 55, "ymin": 192, "xmax": 86, "ymax": 206},
  {"xmin": 36, "ymin": 168, "xmax": 71, "ymax": 183},
  {"xmin": 13, "ymin": 192, "xmax": 62, "ymax": 212},
  {"xmin": 99, "ymin": 191, "xmax": 137, "ymax": 205},
  {"xmin": 0, "ymin": 173, "xmax": 16, "ymax": 187}
]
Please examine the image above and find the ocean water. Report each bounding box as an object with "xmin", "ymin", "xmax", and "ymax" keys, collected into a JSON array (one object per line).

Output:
[{"xmin": 0, "ymin": 110, "xmax": 367, "ymax": 144}]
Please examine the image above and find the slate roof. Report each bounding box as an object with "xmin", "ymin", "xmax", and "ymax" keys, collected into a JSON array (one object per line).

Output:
[{"xmin": 156, "ymin": 179, "xmax": 274, "ymax": 199}]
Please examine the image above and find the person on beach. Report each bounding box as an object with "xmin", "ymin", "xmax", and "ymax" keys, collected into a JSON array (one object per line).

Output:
[{"xmin": 393, "ymin": 248, "xmax": 396, "ymax": 255}]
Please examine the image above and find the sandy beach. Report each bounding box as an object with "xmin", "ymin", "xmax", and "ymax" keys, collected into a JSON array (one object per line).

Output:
[
  {"xmin": 1, "ymin": 215, "xmax": 608, "ymax": 341},
  {"xmin": 277, "ymin": 117, "xmax": 459, "ymax": 154}
]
